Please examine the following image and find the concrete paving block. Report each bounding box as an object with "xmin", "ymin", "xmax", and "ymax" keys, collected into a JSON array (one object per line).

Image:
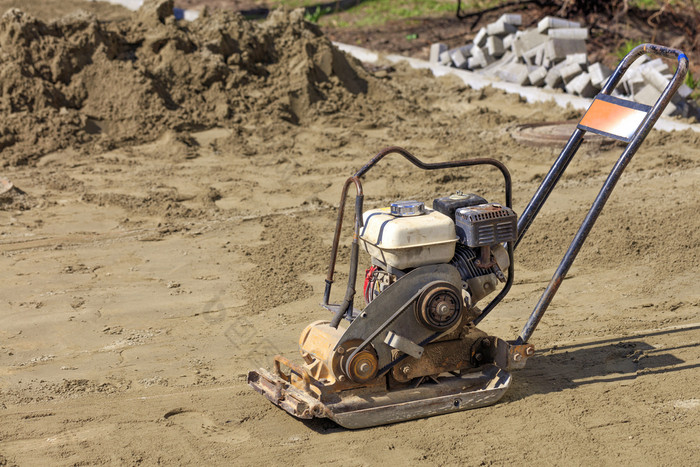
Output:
[
  {"xmin": 611, "ymin": 88, "xmax": 626, "ymax": 98},
  {"xmin": 565, "ymin": 53, "xmax": 588, "ymax": 66},
  {"xmin": 461, "ymin": 44, "xmax": 474, "ymax": 56},
  {"xmin": 538, "ymin": 16, "xmax": 581, "ymax": 33},
  {"xmin": 548, "ymin": 28, "xmax": 589, "ymax": 40},
  {"xmin": 545, "ymin": 67, "xmax": 563, "ymax": 88},
  {"xmin": 675, "ymin": 99, "xmax": 700, "ymax": 119},
  {"xmin": 503, "ymin": 33, "xmax": 516, "ymax": 50},
  {"xmin": 535, "ymin": 46, "xmax": 546, "ymax": 66},
  {"xmin": 528, "ymin": 66, "xmax": 547, "ymax": 87},
  {"xmin": 512, "ymin": 29, "xmax": 548, "ymax": 57},
  {"xmin": 448, "ymin": 44, "xmax": 473, "ymax": 59},
  {"xmin": 471, "ymin": 45, "xmax": 486, "ymax": 63},
  {"xmin": 565, "ymin": 72, "xmax": 595, "ymax": 97},
  {"xmin": 479, "ymin": 51, "xmax": 516, "ymax": 74},
  {"xmin": 671, "ymin": 90, "xmax": 686, "ymax": 105},
  {"xmin": 588, "ymin": 62, "xmax": 612, "ymax": 88},
  {"xmin": 545, "ymin": 38, "xmax": 586, "ymax": 61},
  {"xmin": 483, "ymin": 52, "xmax": 496, "ymax": 67},
  {"xmin": 677, "ymin": 83, "xmax": 693, "ymax": 99},
  {"xmin": 546, "ymin": 59, "xmax": 568, "ymax": 76},
  {"xmin": 487, "ymin": 18, "xmax": 518, "ymax": 37},
  {"xmin": 522, "ymin": 43, "xmax": 544, "ymax": 67},
  {"xmin": 545, "ymin": 71, "xmax": 563, "ymax": 88},
  {"xmin": 552, "ymin": 59, "xmax": 570, "ymax": 71},
  {"xmin": 450, "ymin": 48, "xmax": 469, "ymax": 69},
  {"xmin": 430, "ymin": 43, "xmax": 447, "ymax": 64},
  {"xmin": 662, "ymin": 100, "xmax": 678, "ymax": 116},
  {"xmin": 641, "ymin": 58, "xmax": 671, "ymax": 75},
  {"xmin": 623, "ymin": 71, "xmax": 645, "ymax": 96},
  {"xmin": 497, "ymin": 13, "xmax": 522, "ymax": 26},
  {"xmin": 439, "ymin": 50, "xmax": 452, "ymax": 66},
  {"xmin": 560, "ymin": 62, "xmax": 583, "ymax": 83},
  {"xmin": 633, "ymin": 84, "xmax": 676, "ymax": 115},
  {"xmin": 474, "ymin": 27, "xmax": 488, "ymax": 47},
  {"xmin": 511, "ymin": 39, "xmax": 525, "ymax": 58},
  {"xmin": 496, "ymin": 62, "xmax": 530, "ymax": 85},
  {"xmin": 641, "ymin": 67, "xmax": 670, "ymax": 93},
  {"xmin": 487, "ymin": 36, "xmax": 505, "ymax": 57},
  {"xmin": 633, "ymin": 84, "xmax": 658, "ymax": 106},
  {"xmin": 468, "ymin": 45, "xmax": 494, "ymax": 69}
]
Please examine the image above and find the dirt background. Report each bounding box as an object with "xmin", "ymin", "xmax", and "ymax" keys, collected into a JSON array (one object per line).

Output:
[{"xmin": 1, "ymin": 1, "xmax": 698, "ymax": 465}]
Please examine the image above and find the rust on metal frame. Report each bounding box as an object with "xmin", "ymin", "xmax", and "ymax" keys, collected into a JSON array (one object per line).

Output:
[{"xmin": 507, "ymin": 343, "xmax": 535, "ymax": 370}]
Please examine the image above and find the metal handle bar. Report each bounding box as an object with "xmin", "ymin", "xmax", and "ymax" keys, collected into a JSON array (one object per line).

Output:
[
  {"xmin": 515, "ymin": 44, "xmax": 688, "ymax": 249},
  {"xmin": 353, "ymin": 146, "xmax": 513, "ymax": 207},
  {"xmin": 516, "ymin": 44, "xmax": 688, "ymax": 344}
]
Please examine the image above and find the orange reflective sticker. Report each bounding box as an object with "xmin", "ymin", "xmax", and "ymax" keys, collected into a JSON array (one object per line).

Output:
[{"xmin": 578, "ymin": 94, "xmax": 651, "ymax": 142}]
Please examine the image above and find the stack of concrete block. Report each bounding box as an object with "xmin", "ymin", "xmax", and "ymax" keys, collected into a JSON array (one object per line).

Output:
[
  {"xmin": 616, "ymin": 56, "xmax": 698, "ymax": 117},
  {"xmin": 429, "ymin": 14, "xmax": 699, "ymax": 119}
]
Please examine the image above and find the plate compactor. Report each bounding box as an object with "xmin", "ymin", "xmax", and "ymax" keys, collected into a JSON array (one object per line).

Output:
[{"xmin": 248, "ymin": 45, "xmax": 688, "ymax": 428}]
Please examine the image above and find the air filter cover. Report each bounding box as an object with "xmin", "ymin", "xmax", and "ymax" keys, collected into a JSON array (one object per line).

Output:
[{"xmin": 455, "ymin": 203, "xmax": 517, "ymax": 247}]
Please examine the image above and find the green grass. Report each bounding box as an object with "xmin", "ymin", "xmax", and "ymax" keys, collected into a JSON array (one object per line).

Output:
[
  {"xmin": 615, "ymin": 39, "xmax": 645, "ymax": 60},
  {"xmin": 304, "ymin": 5, "xmax": 333, "ymax": 23},
  {"xmin": 267, "ymin": 0, "xmax": 321, "ymax": 7},
  {"xmin": 263, "ymin": 1, "xmax": 700, "ymax": 29},
  {"xmin": 316, "ymin": 0, "xmax": 453, "ymax": 28},
  {"xmin": 629, "ymin": 0, "xmax": 700, "ymax": 7},
  {"xmin": 629, "ymin": 0, "xmax": 662, "ymax": 7},
  {"xmin": 266, "ymin": 0, "xmax": 700, "ymax": 13},
  {"xmin": 260, "ymin": 1, "xmax": 499, "ymax": 28},
  {"xmin": 685, "ymin": 69, "xmax": 700, "ymax": 89}
]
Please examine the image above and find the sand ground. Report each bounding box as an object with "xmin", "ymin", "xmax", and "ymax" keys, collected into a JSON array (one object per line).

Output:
[{"xmin": 0, "ymin": 2, "xmax": 699, "ymax": 466}]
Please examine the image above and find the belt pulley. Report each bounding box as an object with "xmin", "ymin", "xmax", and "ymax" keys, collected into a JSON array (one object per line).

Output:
[{"xmin": 415, "ymin": 282, "xmax": 463, "ymax": 331}]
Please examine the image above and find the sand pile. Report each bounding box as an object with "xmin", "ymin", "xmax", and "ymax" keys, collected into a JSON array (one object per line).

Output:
[{"xmin": 0, "ymin": 0, "xmax": 372, "ymax": 166}]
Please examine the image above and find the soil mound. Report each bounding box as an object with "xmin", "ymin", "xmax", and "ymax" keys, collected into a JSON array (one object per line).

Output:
[{"xmin": 0, "ymin": 0, "xmax": 372, "ymax": 166}]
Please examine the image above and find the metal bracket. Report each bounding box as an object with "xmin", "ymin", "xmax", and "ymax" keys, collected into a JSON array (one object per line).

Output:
[
  {"xmin": 384, "ymin": 331, "xmax": 424, "ymax": 359},
  {"xmin": 507, "ymin": 343, "xmax": 535, "ymax": 370}
]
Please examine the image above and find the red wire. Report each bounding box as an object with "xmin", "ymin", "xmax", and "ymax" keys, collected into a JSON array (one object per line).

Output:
[{"xmin": 363, "ymin": 266, "xmax": 377, "ymax": 304}]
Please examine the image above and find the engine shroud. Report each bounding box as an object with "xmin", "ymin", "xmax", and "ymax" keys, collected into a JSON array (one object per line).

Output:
[{"xmin": 455, "ymin": 203, "xmax": 518, "ymax": 247}]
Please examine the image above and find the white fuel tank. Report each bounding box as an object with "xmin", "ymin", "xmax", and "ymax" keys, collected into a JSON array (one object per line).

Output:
[{"xmin": 359, "ymin": 202, "xmax": 457, "ymax": 270}]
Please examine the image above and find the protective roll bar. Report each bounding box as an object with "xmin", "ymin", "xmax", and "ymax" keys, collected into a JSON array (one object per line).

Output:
[{"xmin": 324, "ymin": 146, "xmax": 513, "ymax": 328}]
